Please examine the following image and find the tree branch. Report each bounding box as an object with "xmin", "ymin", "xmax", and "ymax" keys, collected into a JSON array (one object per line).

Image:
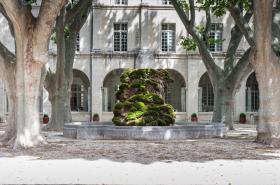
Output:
[
  {"xmin": 0, "ymin": 4, "xmax": 15, "ymax": 37},
  {"xmin": 68, "ymin": 1, "xmax": 92, "ymax": 32},
  {"xmin": 189, "ymin": 0, "xmax": 195, "ymax": 28},
  {"xmin": 172, "ymin": 0, "xmax": 222, "ymax": 78},
  {"xmin": 0, "ymin": 41, "xmax": 15, "ymax": 63},
  {"xmin": 65, "ymin": 0, "xmax": 91, "ymax": 24},
  {"xmin": 203, "ymin": 8, "xmax": 211, "ymax": 48},
  {"xmin": 33, "ymin": 0, "xmax": 67, "ymax": 63},
  {"xmin": 35, "ymin": 0, "xmax": 67, "ymax": 45},
  {"xmin": 228, "ymin": 6, "xmax": 255, "ymax": 46},
  {"xmin": 225, "ymin": 48, "xmax": 252, "ymax": 87},
  {"xmin": 171, "ymin": 0, "xmax": 191, "ymax": 28},
  {"xmin": 0, "ymin": 1, "xmax": 21, "ymax": 24},
  {"xmin": 224, "ymin": 10, "xmax": 253, "ymax": 74}
]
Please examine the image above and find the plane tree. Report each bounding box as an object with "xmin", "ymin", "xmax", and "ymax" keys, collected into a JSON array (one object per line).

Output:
[
  {"xmin": 0, "ymin": 0, "xmax": 67, "ymax": 148},
  {"xmin": 171, "ymin": 0, "xmax": 253, "ymax": 129},
  {"xmin": 44, "ymin": 0, "xmax": 92, "ymax": 131}
]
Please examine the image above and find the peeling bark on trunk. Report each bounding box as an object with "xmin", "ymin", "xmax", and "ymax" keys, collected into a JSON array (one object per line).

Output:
[
  {"xmin": 14, "ymin": 57, "xmax": 45, "ymax": 148},
  {"xmin": 44, "ymin": 9, "xmax": 73, "ymax": 131},
  {"xmin": 212, "ymin": 84, "xmax": 234, "ymax": 130},
  {"xmin": 212, "ymin": 86, "xmax": 223, "ymax": 123},
  {"xmin": 0, "ymin": 62, "xmax": 16, "ymax": 146},
  {"xmin": 223, "ymin": 90, "xmax": 235, "ymax": 130},
  {"xmin": 46, "ymin": 67, "xmax": 73, "ymax": 131},
  {"xmin": 253, "ymin": 0, "xmax": 280, "ymax": 147},
  {"xmin": 14, "ymin": 23, "xmax": 46, "ymax": 148},
  {"xmin": 0, "ymin": 0, "xmax": 67, "ymax": 148},
  {"xmin": 44, "ymin": 1, "xmax": 92, "ymax": 131}
]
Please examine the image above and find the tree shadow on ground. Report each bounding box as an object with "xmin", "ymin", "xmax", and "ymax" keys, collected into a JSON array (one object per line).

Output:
[{"xmin": 0, "ymin": 127, "xmax": 279, "ymax": 165}]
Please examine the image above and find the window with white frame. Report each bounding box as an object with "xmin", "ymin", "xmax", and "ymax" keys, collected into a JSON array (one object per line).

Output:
[
  {"xmin": 198, "ymin": 73, "xmax": 214, "ymax": 112},
  {"xmin": 76, "ymin": 33, "xmax": 80, "ymax": 52},
  {"xmin": 114, "ymin": 23, "xmax": 128, "ymax": 52},
  {"xmin": 71, "ymin": 84, "xmax": 85, "ymax": 111},
  {"xmin": 209, "ymin": 23, "xmax": 223, "ymax": 52},
  {"xmin": 162, "ymin": 0, "xmax": 172, "ymax": 5},
  {"xmin": 115, "ymin": 0, "xmax": 127, "ymax": 5},
  {"xmin": 161, "ymin": 23, "xmax": 176, "ymax": 52},
  {"xmin": 71, "ymin": 70, "xmax": 90, "ymax": 112},
  {"xmin": 246, "ymin": 73, "xmax": 259, "ymax": 112}
]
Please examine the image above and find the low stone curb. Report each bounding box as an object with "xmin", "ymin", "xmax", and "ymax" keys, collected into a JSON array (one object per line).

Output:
[{"xmin": 63, "ymin": 122, "xmax": 226, "ymax": 140}]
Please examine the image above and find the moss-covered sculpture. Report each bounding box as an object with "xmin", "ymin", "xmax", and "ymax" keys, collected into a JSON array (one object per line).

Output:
[{"xmin": 112, "ymin": 69, "xmax": 176, "ymax": 126}]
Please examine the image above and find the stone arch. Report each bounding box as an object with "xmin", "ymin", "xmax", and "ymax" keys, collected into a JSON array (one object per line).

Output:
[
  {"xmin": 165, "ymin": 69, "xmax": 186, "ymax": 112},
  {"xmin": 198, "ymin": 72, "xmax": 214, "ymax": 112},
  {"xmin": 102, "ymin": 68, "xmax": 126, "ymax": 112},
  {"xmin": 71, "ymin": 69, "xmax": 90, "ymax": 112},
  {"xmin": 246, "ymin": 72, "xmax": 259, "ymax": 112}
]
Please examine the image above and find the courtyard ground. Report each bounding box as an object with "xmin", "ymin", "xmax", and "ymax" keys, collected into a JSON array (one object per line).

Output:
[{"xmin": 0, "ymin": 123, "xmax": 280, "ymax": 184}]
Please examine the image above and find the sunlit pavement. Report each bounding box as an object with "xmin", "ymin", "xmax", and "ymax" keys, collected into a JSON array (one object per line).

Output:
[{"xmin": 0, "ymin": 156, "xmax": 280, "ymax": 184}]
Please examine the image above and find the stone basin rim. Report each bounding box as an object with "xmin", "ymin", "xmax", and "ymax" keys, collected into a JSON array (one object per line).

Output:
[
  {"xmin": 64, "ymin": 122, "xmax": 224, "ymax": 127},
  {"xmin": 63, "ymin": 122, "xmax": 226, "ymax": 140}
]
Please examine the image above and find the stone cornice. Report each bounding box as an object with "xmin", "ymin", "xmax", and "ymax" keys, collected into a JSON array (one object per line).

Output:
[
  {"xmin": 49, "ymin": 50, "xmax": 246, "ymax": 60},
  {"xmin": 93, "ymin": 3, "xmax": 176, "ymax": 10}
]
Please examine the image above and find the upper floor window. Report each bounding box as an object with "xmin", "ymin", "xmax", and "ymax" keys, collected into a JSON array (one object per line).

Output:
[
  {"xmin": 115, "ymin": 0, "xmax": 127, "ymax": 5},
  {"xmin": 161, "ymin": 23, "xmax": 176, "ymax": 52},
  {"xmin": 76, "ymin": 33, "xmax": 80, "ymax": 52},
  {"xmin": 114, "ymin": 23, "xmax": 128, "ymax": 52},
  {"xmin": 162, "ymin": 0, "xmax": 172, "ymax": 4},
  {"xmin": 209, "ymin": 23, "xmax": 223, "ymax": 52}
]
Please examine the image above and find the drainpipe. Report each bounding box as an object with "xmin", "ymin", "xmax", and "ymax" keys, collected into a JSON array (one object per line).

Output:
[
  {"xmin": 134, "ymin": 0, "xmax": 143, "ymax": 69},
  {"xmin": 89, "ymin": 7, "xmax": 93, "ymax": 121}
]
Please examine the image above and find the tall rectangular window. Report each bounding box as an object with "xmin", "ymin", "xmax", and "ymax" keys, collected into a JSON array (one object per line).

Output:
[
  {"xmin": 209, "ymin": 23, "xmax": 223, "ymax": 52},
  {"xmin": 76, "ymin": 33, "xmax": 80, "ymax": 52},
  {"xmin": 161, "ymin": 23, "xmax": 175, "ymax": 52},
  {"xmin": 162, "ymin": 0, "xmax": 172, "ymax": 4},
  {"xmin": 115, "ymin": 0, "xmax": 127, "ymax": 5},
  {"xmin": 114, "ymin": 23, "xmax": 128, "ymax": 52}
]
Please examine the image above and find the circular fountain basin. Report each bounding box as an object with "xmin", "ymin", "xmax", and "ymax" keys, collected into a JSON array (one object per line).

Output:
[{"xmin": 63, "ymin": 122, "xmax": 226, "ymax": 140}]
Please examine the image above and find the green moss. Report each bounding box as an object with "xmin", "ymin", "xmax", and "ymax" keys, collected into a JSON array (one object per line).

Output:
[
  {"xmin": 112, "ymin": 116, "xmax": 126, "ymax": 126},
  {"xmin": 143, "ymin": 93, "xmax": 164, "ymax": 104},
  {"xmin": 112, "ymin": 69, "xmax": 175, "ymax": 126},
  {"xmin": 134, "ymin": 102, "xmax": 147, "ymax": 111},
  {"xmin": 126, "ymin": 111, "xmax": 144, "ymax": 121}
]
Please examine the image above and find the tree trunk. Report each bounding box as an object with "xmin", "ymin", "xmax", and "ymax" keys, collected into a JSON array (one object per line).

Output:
[
  {"xmin": 47, "ymin": 78, "xmax": 72, "ymax": 131},
  {"xmin": 0, "ymin": 0, "xmax": 67, "ymax": 148},
  {"xmin": 212, "ymin": 85, "xmax": 234, "ymax": 130},
  {"xmin": 44, "ymin": 10, "xmax": 77, "ymax": 131},
  {"xmin": 254, "ymin": 0, "xmax": 280, "ymax": 147},
  {"xmin": 14, "ymin": 51, "xmax": 45, "ymax": 148},
  {"xmin": 0, "ymin": 64, "xmax": 16, "ymax": 146},
  {"xmin": 223, "ymin": 90, "xmax": 234, "ymax": 130},
  {"xmin": 212, "ymin": 86, "xmax": 223, "ymax": 123},
  {"xmin": 12, "ymin": 20, "xmax": 46, "ymax": 148}
]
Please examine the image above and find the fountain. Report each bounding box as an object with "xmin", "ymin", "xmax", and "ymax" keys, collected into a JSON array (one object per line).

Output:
[{"xmin": 63, "ymin": 69, "xmax": 226, "ymax": 140}]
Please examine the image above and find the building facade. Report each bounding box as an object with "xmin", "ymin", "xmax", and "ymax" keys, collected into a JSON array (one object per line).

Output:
[{"xmin": 0, "ymin": 0, "xmax": 259, "ymax": 123}]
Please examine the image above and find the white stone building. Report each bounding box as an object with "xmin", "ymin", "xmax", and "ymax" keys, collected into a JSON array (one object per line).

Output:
[{"xmin": 0, "ymin": 0, "xmax": 259, "ymax": 124}]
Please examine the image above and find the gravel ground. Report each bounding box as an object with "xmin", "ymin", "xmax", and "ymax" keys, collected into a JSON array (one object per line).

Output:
[
  {"xmin": 1, "ymin": 123, "xmax": 280, "ymax": 184},
  {"xmin": 0, "ymin": 123, "xmax": 279, "ymax": 164}
]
